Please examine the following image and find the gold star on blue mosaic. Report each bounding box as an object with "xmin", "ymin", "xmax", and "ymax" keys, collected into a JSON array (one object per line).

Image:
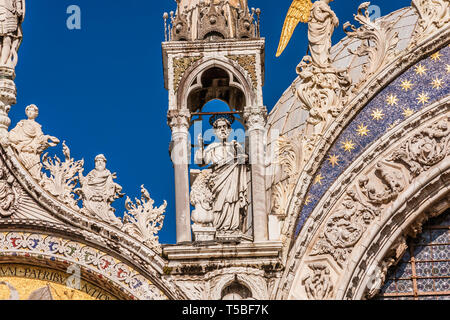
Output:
[
  {"xmin": 400, "ymin": 80, "xmax": 413, "ymax": 91},
  {"xmin": 386, "ymin": 94, "xmax": 399, "ymax": 106},
  {"xmin": 328, "ymin": 154, "xmax": 340, "ymax": 168},
  {"xmin": 417, "ymin": 92, "xmax": 430, "ymax": 105},
  {"xmin": 431, "ymin": 77, "xmax": 444, "ymax": 89},
  {"xmin": 371, "ymin": 109, "xmax": 385, "ymax": 121},
  {"xmin": 356, "ymin": 124, "xmax": 370, "ymax": 137},
  {"xmin": 430, "ymin": 52, "xmax": 442, "ymax": 61},
  {"xmin": 304, "ymin": 195, "xmax": 312, "ymax": 206},
  {"xmin": 402, "ymin": 108, "xmax": 414, "ymax": 118},
  {"xmin": 415, "ymin": 64, "xmax": 428, "ymax": 76},
  {"xmin": 447, "ymin": 64, "xmax": 450, "ymax": 73},
  {"xmin": 341, "ymin": 139, "xmax": 355, "ymax": 153},
  {"xmin": 314, "ymin": 174, "xmax": 324, "ymax": 185}
]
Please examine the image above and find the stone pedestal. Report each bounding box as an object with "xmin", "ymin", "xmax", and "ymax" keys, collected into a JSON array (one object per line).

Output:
[{"xmin": 192, "ymin": 225, "xmax": 216, "ymax": 242}]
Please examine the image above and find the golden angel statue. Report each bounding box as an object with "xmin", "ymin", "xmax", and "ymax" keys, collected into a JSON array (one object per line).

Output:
[{"xmin": 277, "ymin": 0, "xmax": 338, "ymax": 68}]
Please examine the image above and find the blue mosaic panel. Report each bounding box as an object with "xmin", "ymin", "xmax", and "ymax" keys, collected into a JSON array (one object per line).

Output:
[
  {"xmin": 295, "ymin": 46, "xmax": 450, "ymax": 237},
  {"xmin": 375, "ymin": 211, "xmax": 450, "ymax": 300}
]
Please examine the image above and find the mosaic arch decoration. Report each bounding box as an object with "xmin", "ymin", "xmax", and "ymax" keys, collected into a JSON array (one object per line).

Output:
[
  {"xmin": 295, "ymin": 45, "xmax": 450, "ymax": 238},
  {"xmin": 0, "ymin": 232, "xmax": 168, "ymax": 300}
]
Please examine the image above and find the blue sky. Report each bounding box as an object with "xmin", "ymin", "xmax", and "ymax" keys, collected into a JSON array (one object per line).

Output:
[{"xmin": 14, "ymin": 0, "xmax": 412, "ymax": 244}]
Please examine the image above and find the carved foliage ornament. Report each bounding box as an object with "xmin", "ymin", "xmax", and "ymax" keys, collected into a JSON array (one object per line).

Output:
[
  {"xmin": 122, "ymin": 185, "xmax": 167, "ymax": 254},
  {"xmin": 302, "ymin": 263, "xmax": 334, "ymax": 300},
  {"xmin": 227, "ymin": 55, "xmax": 258, "ymax": 90},
  {"xmin": 343, "ymin": 2, "xmax": 399, "ymax": 88},
  {"xmin": 173, "ymin": 56, "xmax": 202, "ymax": 93},
  {"xmin": 387, "ymin": 118, "xmax": 450, "ymax": 180},
  {"xmin": 40, "ymin": 141, "xmax": 84, "ymax": 211},
  {"xmin": 411, "ymin": 0, "xmax": 450, "ymax": 46}
]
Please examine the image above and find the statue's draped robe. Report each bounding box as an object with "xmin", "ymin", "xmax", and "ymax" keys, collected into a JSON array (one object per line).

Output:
[
  {"xmin": 80, "ymin": 169, "xmax": 121, "ymax": 225},
  {"xmin": 308, "ymin": 1, "xmax": 338, "ymax": 68},
  {"xmin": 9, "ymin": 119, "xmax": 47, "ymax": 177},
  {"xmin": 198, "ymin": 141, "xmax": 247, "ymax": 232}
]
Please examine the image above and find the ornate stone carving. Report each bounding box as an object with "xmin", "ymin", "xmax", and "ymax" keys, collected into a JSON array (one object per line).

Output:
[
  {"xmin": 311, "ymin": 162, "xmax": 406, "ymax": 266},
  {"xmin": 40, "ymin": 141, "xmax": 84, "ymax": 211},
  {"xmin": 172, "ymin": 56, "xmax": 202, "ymax": 92},
  {"xmin": 167, "ymin": 109, "xmax": 191, "ymax": 131},
  {"xmin": 388, "ymin": 117, "xmax": 450, "ymax": 179},
  {"xmin": 122, "ymin": 185, "xmax": 167, "ymax": 254},
  {"xmin": 358, "ymin": 162, "xmax": 405, "ymax": 206},
  {"xmin": 311, "ymin": 190, "xmax": 381, "ymax": 266},
  {"xmin": 227, "ymin": 55, "xmax": 257, "ymax": 90},
  {"xmin": 76, "ymin": 154, "xmax": 124, "ymax": 228},
  {"xmin": 0, "ymin": 166, "xmax": 21, "ymax": 218},
  {"xmin": 243, "ymin": 106, "xmax": 267, "ymax": 129},
  {"xmin": 0, "ymin": 0, "xmax": 24, "ymax": 69},
  {"xmin": 194, "ymin": 116, "xmax": 248, "ymax": 242},
  {"xmin": 302, "ymin": 263, "xmax": 334, "ymax": 300},
  {"xmin": 343, "ymin": 2, "xmax": 399, "ymax": 89},
  {"xmin": 170, "ymin": 0, "xmax": 258, "ymax": 41},
  {"xmin": 8, "ymin": 104, "xmax": 60, "ymax": 180},
  {"xmin": 271, "ymin": 133, "xmax": 302, "ymax": 217},
  {"xmin": 190, "ymin": 169, "xmax": 216, "ymax": 241},
  {"xmin": 296, "ymin": 56, "xmax": 351, "ymax": 139},
  {"xmin": 411, "ymin": 0, "xmax": 450, "ymax": 46}
]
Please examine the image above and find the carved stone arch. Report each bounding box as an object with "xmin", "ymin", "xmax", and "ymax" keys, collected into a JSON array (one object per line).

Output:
[
  {"xmin": 341, "ymin": 178, "xmax": 450, "ymax": 300},
  {"xmin": 275, "ymin": 97, "xmax": 450, "ymax": 299},
  {"xmin": 177, "ymin": 57, "xmax": 256, "ymax": 112},
  {"xmin": 278, "ymin": 27, "xmax": 450, "ymax": 266},
  {"xmin": 0, "ymin": 145, "xmax": 185, "ymax": 300}
]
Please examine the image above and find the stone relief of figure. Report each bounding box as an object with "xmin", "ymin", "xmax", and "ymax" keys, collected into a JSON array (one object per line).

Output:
[
  {"xmin": 76, "ymin": 154, "xmax": 124, "ymax": 227},
  {"xmin": 0, "ymin": 167, "xmax": 19, "ymax": 217},
  {"xmin": 193, "ymin": 115, "xmax": 248, "ymax": 239},
  {"xmin": 8, "ymin": 104, "xmax": 60, "ymax": 180},
  {"xmin": 0, "ymin": 0, "xmax": 25, "ymax": 68}
]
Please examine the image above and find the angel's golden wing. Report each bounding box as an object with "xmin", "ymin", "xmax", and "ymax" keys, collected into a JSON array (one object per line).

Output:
[{"xmin": 276, "ymin": 0, "xmax": 313, "ymax": 57}]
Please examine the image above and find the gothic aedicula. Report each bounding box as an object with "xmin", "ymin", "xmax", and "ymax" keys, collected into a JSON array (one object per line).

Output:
[{"xmin": 0, "ymin": 0, "xmax": 449, "ymax": 300}]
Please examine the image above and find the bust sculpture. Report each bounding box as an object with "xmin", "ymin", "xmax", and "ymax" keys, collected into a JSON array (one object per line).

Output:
[
  {"xmin": 76, "ymin": 154, "xmax": 124, "ymax": 227},
  {"xmin": 8, "ymin": 104, "xmax": 60, "ymax": 179},
  {"xmin": 0, "ymin": 0, "xmax": 25, "ymax": 68},
  {"xmin": 193, "ymin": 115, "xmax": 248, "ymax": 240}
]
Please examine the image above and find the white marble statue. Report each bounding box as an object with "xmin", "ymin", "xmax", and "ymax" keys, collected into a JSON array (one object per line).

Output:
[
  {"xmin": 277, "ymin": 0, "xmax": 338, "ymax": 66},
  {"xmin": 195, "ymin": 116, "xmax": 248, "ymax": 237},
  {"xmin": 76, "ymin": 154, "xmax": 123, "ymax": 227},
  {"xmin": 8, "ymin": 104, "xmax": 60, "ymax": 180},
  {"xmin": 0, "ymin": 0, "xmax": 25, "ymax": 68},
  {"xmin": 308, "ymin": 0, "xmax": 339, "ymax": 68}
]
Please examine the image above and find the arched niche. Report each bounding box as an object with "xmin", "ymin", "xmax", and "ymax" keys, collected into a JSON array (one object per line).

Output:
[{"xmin": 177, "ymin": 58, "xmax": 255, "ymax": 113}]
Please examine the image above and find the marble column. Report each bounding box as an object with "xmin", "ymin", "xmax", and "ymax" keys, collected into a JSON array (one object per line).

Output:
[
  {"xmin": 168, "ymin": 109, "xmax": 192, "ymax": 243},
  {"xmin": 244, "ymin": 106, "xmax": 268, "ymax": 242}
]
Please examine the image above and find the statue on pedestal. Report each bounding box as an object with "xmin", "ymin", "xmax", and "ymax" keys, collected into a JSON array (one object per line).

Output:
[
  {"xmin": 76, "ymin": 154, "xmax": 124, "ymax": 227},
  {"xmin": 9, "ymin": 104, "xmax": 60, "ymax": 180},
  {"xmin": 0, "ymin": 0, "xmax": 25, "ymax": 68},
  {"xmin": 192, "ymin": 115, "xmax": 248, "ymax": 241}
]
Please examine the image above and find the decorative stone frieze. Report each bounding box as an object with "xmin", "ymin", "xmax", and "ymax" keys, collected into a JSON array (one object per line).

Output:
[{"xmin": 173, "ymin": 56, "xmax": 202, "ymax": 93}]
